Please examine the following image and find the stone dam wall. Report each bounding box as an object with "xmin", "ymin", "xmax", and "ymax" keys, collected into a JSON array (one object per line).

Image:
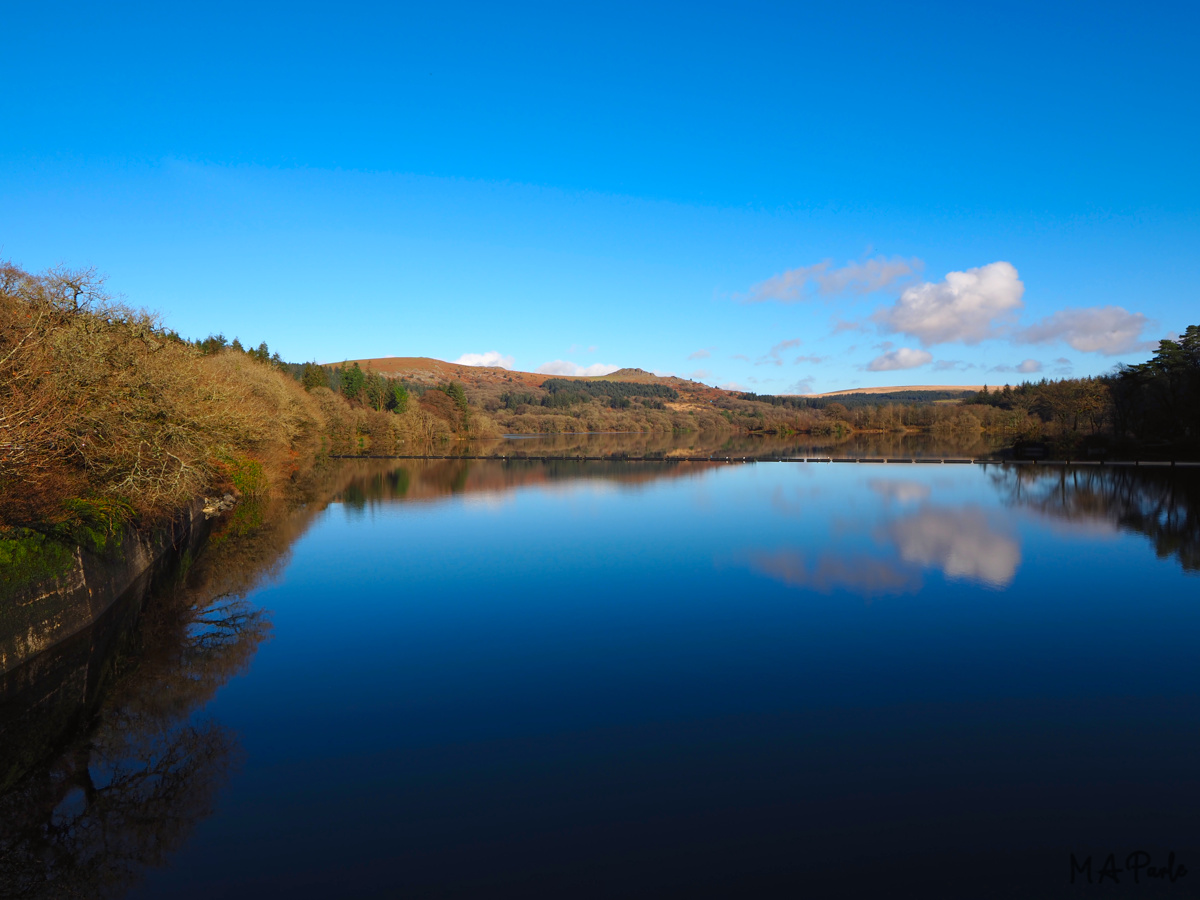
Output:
[{"xmin": 0, "ymin": 503, "xmax": 211, "ymax": 677}]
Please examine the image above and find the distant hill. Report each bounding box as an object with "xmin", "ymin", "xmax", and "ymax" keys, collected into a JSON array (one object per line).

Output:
[
  {"xmin": 324, "ymin": 356, "xmax": 518, "ymax": 383},
  {"xmin": 327, "ymin": 357, "xmax": 725, "ymax": 399},
  {"xmin": 326, "ymin": 360, "xmax": 983, "ymax": 409},
  {"xmin": 310, "ymin": 357, "xmax": 995, "ymax": 434},
  {"xmin": 802, "ymin": 384, "xmax": 984, "ymax": 397}
]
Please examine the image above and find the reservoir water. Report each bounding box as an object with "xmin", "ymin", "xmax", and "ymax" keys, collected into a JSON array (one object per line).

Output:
[{"xmin": 2, "ymin": 437, "xmax": 1198, "ymax": 897}]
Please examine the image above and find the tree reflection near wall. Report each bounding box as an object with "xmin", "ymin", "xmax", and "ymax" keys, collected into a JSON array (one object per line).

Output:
[
  {"xmin": 0, "ymin": 457, "xmax": 332, "ymax": 898},
  {"xmin": 992, "ymin": 465, "xmax": 1200, "ymax": 572},
  {"xmin": 0, "ymin": 579, "xmax": 270, "ymax": 899},
  {"xmin": 0, "ymin": 453, "xmax": 411, "ymax": 896}
]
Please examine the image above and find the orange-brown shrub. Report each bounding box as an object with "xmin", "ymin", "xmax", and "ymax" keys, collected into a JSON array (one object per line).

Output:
[{"xmin": 0, "ymin": 263, "xmax": 328, "ymax": 527}]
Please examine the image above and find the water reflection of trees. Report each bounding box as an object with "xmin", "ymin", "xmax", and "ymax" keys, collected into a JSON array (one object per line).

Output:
[
  {"xmin": 0, "ymin": 717, "xmax": 235, "ymax": 898},
  {"xmin": 3, "ymin": 452, "xmax": 766, "ymax": 895},
  {"xmin": 336, "ymin": 457, "xmax": 728, "ymax": 510},
  {"xmin": 333, "ymin": 432, "xmax": 1007, "ymax": 512},
  {"xmin": 0, "ymin": 456, "xmax": 343, "ymax": 897},
  {"xmin": 0, "ymin": 585, "xmax": 267, "ymax": 898},
  {"xmin": 992, "ymin": 465, "xmax": 1200, "ymax": 572}
]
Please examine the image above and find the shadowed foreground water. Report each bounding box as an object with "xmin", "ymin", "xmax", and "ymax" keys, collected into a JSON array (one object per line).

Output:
[{"xmin": 2, "ymin": 438, "xmax": 1198, "ymax": 898}]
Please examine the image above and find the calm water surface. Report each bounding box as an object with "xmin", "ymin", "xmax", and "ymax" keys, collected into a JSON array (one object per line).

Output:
[{"xmin": 2, "ymin": 438, "xmax": 1198, "ymax": 898}]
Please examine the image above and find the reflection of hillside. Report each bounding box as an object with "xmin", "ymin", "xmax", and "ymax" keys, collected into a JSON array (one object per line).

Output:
[
  {"xmin": 191, "ymin": 457, "xmax": 360, "ymax": 603},
  {"xmin": 333, "ymin": 433, "xmax": 1010, "ymax": 510},
  {"xmin": 335, "ymin": 457, "xmax": 724, "ymax": 508},
  {"xmin": 992, "ymin": 466, "xmax": 1200, "ymax": 572}
]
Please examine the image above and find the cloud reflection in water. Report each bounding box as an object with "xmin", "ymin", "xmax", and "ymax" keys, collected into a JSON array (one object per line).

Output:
[
  {"xmin": 868, "ymin": 478, "xmax": 932, "ymax": 505},
  {"xmin": 750, "ymin": 551, "xmax": 922, "ymax": 597},
  {"xmin": 887, "ymin": 506, "xmax": 1021, "ymax": 589},
  {"xmin": 750, "ymin": 475, "xmax": 1022, "ymax": 596}
]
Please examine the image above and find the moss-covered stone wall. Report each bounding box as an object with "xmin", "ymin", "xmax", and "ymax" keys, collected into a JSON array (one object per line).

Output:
[{"xmin": 0, "ymin": 503, "xmax": 210, "ymax": 676}]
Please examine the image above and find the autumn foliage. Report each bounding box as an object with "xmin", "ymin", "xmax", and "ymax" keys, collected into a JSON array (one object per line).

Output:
[{"xmin": 0, "ymin": 263, "xmax": 327, "ymax": 528}]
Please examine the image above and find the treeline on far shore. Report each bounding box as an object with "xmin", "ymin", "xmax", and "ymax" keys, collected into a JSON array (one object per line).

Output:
[
  {"xmin": 737, "ymin": 326, "xmax": 1200, "ymax": 457},
  {"xmin": 3, "ymin": 258, "xmax": 1197, "ymax": 544}
]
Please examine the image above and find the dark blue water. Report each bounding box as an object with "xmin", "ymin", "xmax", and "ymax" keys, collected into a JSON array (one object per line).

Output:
[{"xmin": 4, "ymin": 457, "xmax": 1199, "ymax": 897}]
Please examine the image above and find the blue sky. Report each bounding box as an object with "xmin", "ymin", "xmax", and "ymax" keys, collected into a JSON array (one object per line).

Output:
[{"xmin": 3, "ymin": 0, "xmax": 1197, "ymax": 392}]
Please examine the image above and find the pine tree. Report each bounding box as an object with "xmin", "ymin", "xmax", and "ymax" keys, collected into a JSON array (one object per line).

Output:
[
  {"xmin": 301, "ymin": 362, "xmax": 326, "ymax": 392},
  {"xmin": 387, "ymin": 382, "xmax": 409, "ymax": 413},
  {"xmin": 447, "ymin": 381, "xmax": 468, "ymax": 413},
  {"xmin": 341, "ymin": 362, "xmax": 366, "ymax": 402}
]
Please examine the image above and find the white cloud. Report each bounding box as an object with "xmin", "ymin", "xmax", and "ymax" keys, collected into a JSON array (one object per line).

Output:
[
  {"xmin": 874, "ymin": 261, "xmax": 1024, "ymax": 346},
  {"xmin": 831, "ymin": 316, "xmax": 869, "ymax": 334},
  {"xmin": 535, "ymin": 360, "xmax": 621, "ymax": 377},
  {"xmin": 991, "ymin": 358, "xmax": 1044, "ymax": 374},
  {"xmin": 933, "ymin": 359, "xmax": 978, "ymax": 372},
  {"xmin": 866, "ymin": 348, "xmax": 933, "ymax": 371},
  {"xmin": 756, "ymin": 338, "xmax": 803, "ymax": 367},
  {"xmin": 718, "ymin": 380, "xmax": 746, "ymax": 391},
  {"xmin": 688, "ymin": 348, "xmax": 712, "ymax": 360},
  {"xmin": 784, "ymin": 377, "xmax": 816, "ymax": 394},
  {"xmin": 689, "ymin": 368, "xmax": 711, "ymax": 380},
  {"xmin": 453, "ymin": 350, "xmax": 514, "ymax": 369},
  {"xmin": 743, "ymin": 255, "xmax": 923, "ymax": 303},
  {"xmin": 1015, "ymin": 305, "xmax": 1154, "ymax": 355}
]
